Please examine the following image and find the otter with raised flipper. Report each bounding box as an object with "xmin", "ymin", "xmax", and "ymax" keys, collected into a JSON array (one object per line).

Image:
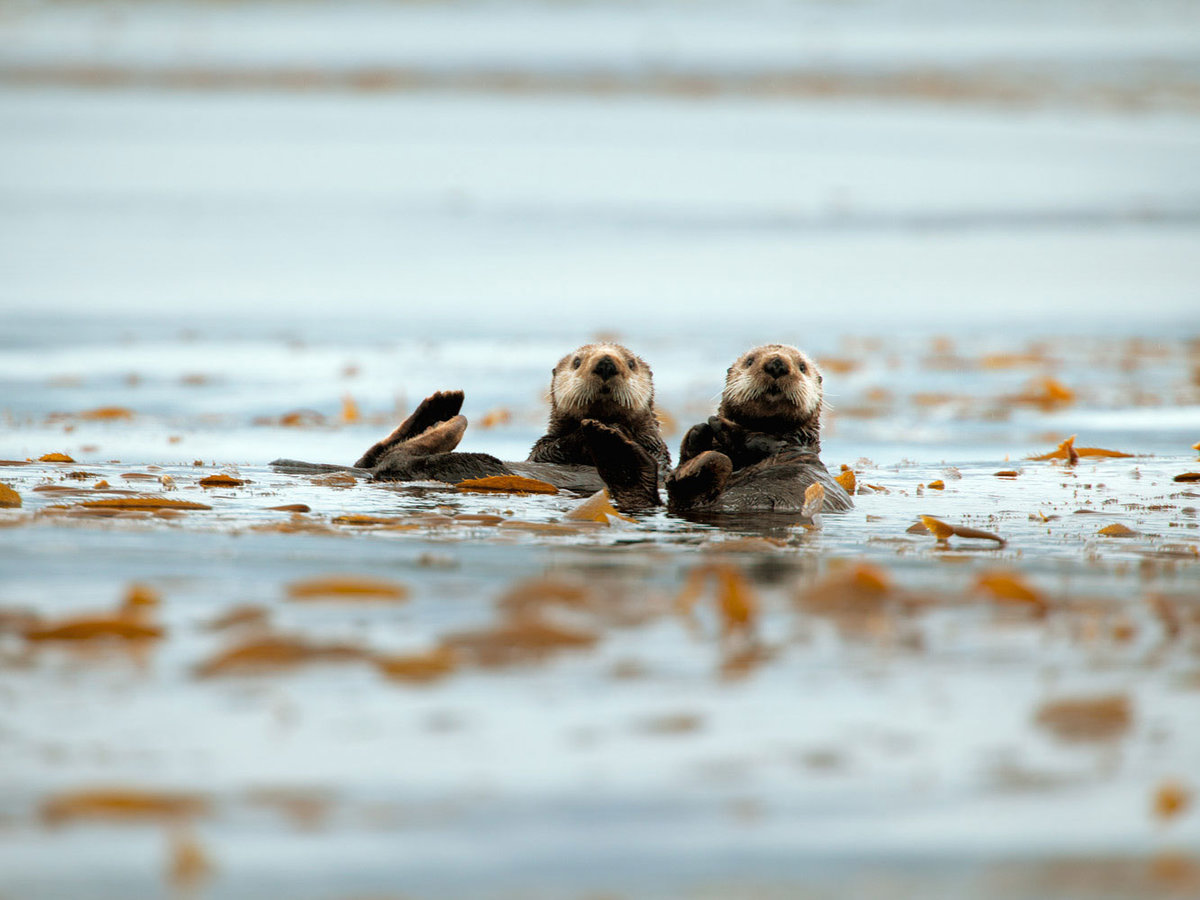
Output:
[{"xmin": 270, "ymin": 342, "xmax": 670, "ymax": 494}]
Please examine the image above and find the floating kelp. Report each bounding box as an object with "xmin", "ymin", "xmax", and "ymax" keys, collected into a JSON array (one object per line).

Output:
[
  {"xmin": 1029, "ymin": 435, "xmax": 1133, "ymax": 463},
  {"xmin": 917, "ymin": 516, "xmax": 1006, "ymax": 547},
  {"xmin": 1152, "ymin": 781, "xmax": 1192, "ymax": 822},
  {"xmin": 1034, "ymin": 694, "xmax": 1132, "ymax": 742},
  {"xmin": 168, "ymin": 829, "xmax": 214, "ymax": 890},
  {"xmin": 456, "ymin": 475, "xmax": 559, "ymax": 495},
  {"xmin": 204, "ymin": 605, "xmax": 270, "ymax": 632},
  {"xmin": 285, "ymin": 575, "xmax": 409, "ymax": 601},
  {"xmin": 77, "ymin": 497, "xmax": 211, "ymax": 511},
  {"xmin": 800, "ymin": 483, "xmax": 825, "ymax": 519},
  {"xmin": 675, "ymin": 563, "xmax": 760, "ymax": 639},
  {"xmin": 974, "ymin": 570, "xmax": 1046, "ymax": 614},
  {"xmin": 198, "ymin": 473, "xmax": 248, "ymax": 487},
  {"xmin": 1011, "ymin": 377, "xmax": 1075, "ymax": 411},
  {"xmin": 374, "ymin": 646, "xmax": 457, "ymax": 684},
  {"xmin": 1098, "ymin": 523, "xmax": 1139, "ymax": 537},
  {"xmin": 25, "ymin": 589, "xmax": 164, "ymax": 643},
  {"xmin": 309, "ymin": 473, "xmax": 357, "ymax": 489},
  {"xmin": 77, "ymin": 406, "xmax": 136, "ymax": 421},
  {"xmin": 835, "ymin": 467, "xmax": 856, "ymax": 493},
  {"xmin": 442, "ymin": 618, "xmax": 598, "ymax": 667},
  {"xmin": 196, "ymin": 634, "xmax": 372, "ymax": 677},
  {"xmin": 566, "ymin": 489, "xmax": 635, "ymax": 524},
  {"xmin": 331, "ymin": 514, "xmax": 420, "ymax": 528},
  {"xmin": 41, "ymin": 788, "xmax": 209, "ymax": 826}
]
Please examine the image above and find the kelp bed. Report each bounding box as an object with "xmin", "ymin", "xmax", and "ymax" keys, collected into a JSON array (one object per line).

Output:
[{"xmin": 1, "ymin": 332, "xmax": 1198, "ymax": 899}]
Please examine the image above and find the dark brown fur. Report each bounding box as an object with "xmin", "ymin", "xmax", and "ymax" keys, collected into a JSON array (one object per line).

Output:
[
  {"xmin": 581, "ymin": 344, "xmax": 853, "ymax": 515},
  {"xmin": 272, "ymin": 343, "xmax": 669, "ymax": 495},
  {"xmin": 528, "ymin": 343, "xmax": 670, "ymax": 472}
]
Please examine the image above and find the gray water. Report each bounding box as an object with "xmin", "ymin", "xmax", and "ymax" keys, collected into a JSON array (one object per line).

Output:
[{"xmin": 2, "ymin": 2, "xmax": 1199, "ymax": 897}]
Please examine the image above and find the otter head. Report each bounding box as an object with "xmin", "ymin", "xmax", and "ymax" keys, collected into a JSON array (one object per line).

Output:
[
  {"xmin": 718, "ymin": 343, "xmax": 824, "ymax": 443},
  {"xmin": 548, "ymin": 342, "xmax": 655, "ymax": 425}
]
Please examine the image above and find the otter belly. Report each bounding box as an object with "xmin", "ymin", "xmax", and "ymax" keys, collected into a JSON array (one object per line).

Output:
[
  {"xmin": 271, "ymin": 454, "xmax": 606, "ymax": 494},
  {"xmin": 671, "ymin": 453, "xmax": 853, "ymax": 514},
  {"xmin": 370, "ymin": 452, "xmax": 607, "ymax": 494}
]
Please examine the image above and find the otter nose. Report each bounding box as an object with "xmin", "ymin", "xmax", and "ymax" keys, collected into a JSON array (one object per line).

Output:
[
  {"xmin": 763, "ymin": 356, "xmax": 789, "ymax": 379},
  {"xmin": 593, "ymin": 356, "xmax": 618, "ymax": 380}
]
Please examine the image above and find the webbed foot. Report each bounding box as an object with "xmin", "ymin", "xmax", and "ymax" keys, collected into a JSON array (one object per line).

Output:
[{"xmin": 354, "ymin": 390, "xmax": 465, "ymax": 468}]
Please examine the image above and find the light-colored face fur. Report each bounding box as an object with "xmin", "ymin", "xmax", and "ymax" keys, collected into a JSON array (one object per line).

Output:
[
  {"xmin": 719, "ymin": 343, "xmax": 824, "ymax": 429},
  {"xmin": 550, "ymin": 342, "xmax": 654, "ymax": 419}
]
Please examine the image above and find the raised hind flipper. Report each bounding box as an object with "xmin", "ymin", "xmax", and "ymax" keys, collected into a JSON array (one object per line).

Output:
[
  {"xmin": 354, "ymin": 390, "xmax": 465, "ymax": 468},
  {"xmin": 396, "ymin": 415, "xmax": 467, "ymax": 457},
  {"xmin": 665, "ymin": 450, "xmax": 732, "ymax": 511},
  {"xmin": 579, "ymin": 419, "xmax": 661, "ymax": 511}
]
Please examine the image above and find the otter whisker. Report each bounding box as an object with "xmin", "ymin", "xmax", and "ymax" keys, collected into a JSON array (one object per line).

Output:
[{"xmin": 531, "ymin": 341, "xmax": 669, "ymax": 471}]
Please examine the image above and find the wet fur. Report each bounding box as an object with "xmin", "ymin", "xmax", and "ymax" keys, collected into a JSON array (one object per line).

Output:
[
  {"xmin": 670, "ymin": 345, "xmax": 851, "ymax": 513},
  {"xmin": 580, "ymin": 344, "xmax": 852, "ymax": 514},
  {"xmin": 272, "ymin": 343, "xmax": 668, "ymax": 495},
  {"xmin": 715, "ymin": 343, "xmax": 825, "ymax": 448},
  {"xmin": 528, "ymin": 343, "xmax": 670, "ymax": 471}
]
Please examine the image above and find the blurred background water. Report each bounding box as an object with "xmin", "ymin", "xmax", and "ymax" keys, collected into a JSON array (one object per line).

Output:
[{"xmin": 2, "ymin": 2, "xmax": 1199, "ymax": 898}]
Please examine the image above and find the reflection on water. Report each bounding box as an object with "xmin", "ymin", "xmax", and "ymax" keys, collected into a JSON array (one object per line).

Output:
[
  {"xmin": 1, "ymin": 374, "xmax": 1198, "ymax": 895},
  {"xmin": 2, "ymin": 0, "xmax": 1200, "ymax": 896}
]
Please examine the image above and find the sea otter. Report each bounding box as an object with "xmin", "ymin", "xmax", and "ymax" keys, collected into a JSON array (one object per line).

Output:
[
  {"xmin": 271, "ymin": 342, "xmax": 670, "ymax": 494},
  {"xmin": 579, "ymin": 344, "xmax": 853, "ymax": 514},
  {"xmin": 528, "ymin": 343, "xmax": 670, "ymax": 470}
]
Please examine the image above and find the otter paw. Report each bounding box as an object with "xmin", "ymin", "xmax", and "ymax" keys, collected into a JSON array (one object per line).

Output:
[
  {"xmin": 579, "ymin": 419, "xmax": 661, "ymax": 511},
  {"xmin": 707, "ymin": 415, "xmax": 787, "ymax": 468},
  {"xmin": 679, "ymin": 421, "xmax": 718, "ymax": 465},
  {"xmin": 666, "ymin": 450, "xmax": 732, "ymax": 510}
]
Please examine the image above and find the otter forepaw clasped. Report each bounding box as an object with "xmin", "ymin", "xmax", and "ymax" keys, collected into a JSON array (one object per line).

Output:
[
  {"xmin": 579, "ymin": 418, "xmax": 661, "ymax": 512},
  {"xmin": 663, "ymin": 344, "xmax": 852, "ymax": 513}
]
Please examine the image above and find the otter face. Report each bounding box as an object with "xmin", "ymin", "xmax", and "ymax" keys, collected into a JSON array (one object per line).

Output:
[
  {"xmin": 719, "ymin": 343, "xmax": 824, "ymax": 434},
  {"xmin": 549, "ymin": 342, "xmax": 654, "ymax": 421}
]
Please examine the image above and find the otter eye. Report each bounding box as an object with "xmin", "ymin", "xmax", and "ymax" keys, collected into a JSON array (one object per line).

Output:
[
  {"xmin": 798, "ymin": 362, "xmax": 807, "ymax": 374},
  {"xmin": 743, "ymin": 356, "xmax": 755, "ymax": 368},
  {"xmin": 626, "ymin": 358, "xmax": 636, "ymax": 370},
  {"xmin": 571, "ymin": 357, "xmax": 582, "ymax": 370}
]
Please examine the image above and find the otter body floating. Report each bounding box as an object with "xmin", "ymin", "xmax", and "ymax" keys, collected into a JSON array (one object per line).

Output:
[
  {"xmin": 580, "ymin": 344, "xmax": 853, "ymax": 515},
  {"xmin": 271, "ymin": 343, "xmax": 669, "ymax": 495}
]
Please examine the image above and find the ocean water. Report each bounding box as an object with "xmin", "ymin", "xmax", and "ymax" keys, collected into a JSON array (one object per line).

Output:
[{"xmin": 1, "ymin": 2, "xmax": 1199, "ymax": 897}]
